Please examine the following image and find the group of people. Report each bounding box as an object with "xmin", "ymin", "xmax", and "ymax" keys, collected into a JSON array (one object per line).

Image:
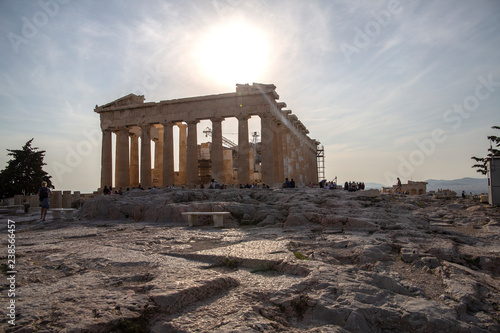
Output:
[
  {"xmin": 319, "ymin": 178, "xmax": 337, "ymax": 189},
  {"xmin": 102, "ymin": 185, "xmax": 155, "ymax": 195},
  {"xmin": 102, "ymin": 185, "xmax": 124, "ymax": 195},
  {"xmin": 343, "ymin": 181, "xmax": 365, "ymax": 192},
  {"xmin": 282, "ymin": 178, "xmax": 296, "ymax": 188},
  {"xmin": 207, "ymin": 179, "xmax": 270, "ymax": 189}
]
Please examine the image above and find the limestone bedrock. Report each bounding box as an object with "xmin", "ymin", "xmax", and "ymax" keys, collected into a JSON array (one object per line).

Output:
[{"xmin": 1, "ymin": 188, "xmax": 499, "ymax": 332}]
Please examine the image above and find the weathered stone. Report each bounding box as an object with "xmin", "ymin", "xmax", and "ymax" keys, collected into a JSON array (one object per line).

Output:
[
  {"xmin": 1, "ymin": 188, "xmax": 499, "ymax": 332},
  {"xmin": 401, "ymin": 247, "xmax": 420, "ymax": 263}
]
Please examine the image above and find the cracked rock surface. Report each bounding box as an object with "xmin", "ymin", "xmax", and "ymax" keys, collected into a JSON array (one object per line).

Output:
[{"xmin": 1, "ymin": 188, "xmax": 499, "ymax": 332}]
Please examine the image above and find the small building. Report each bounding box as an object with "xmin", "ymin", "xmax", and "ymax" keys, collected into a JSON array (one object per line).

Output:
[
  {"xmin": 381, "ymin": 180, "xmax": 427, "ymax": 195},
  {"xmin": 488, "ymin": 157, "xmax": 500, "ymax": 205}
]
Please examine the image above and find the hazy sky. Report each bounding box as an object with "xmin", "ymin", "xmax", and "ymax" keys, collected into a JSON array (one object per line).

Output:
[{"xmin": 1, "ymin": 0, "xmax": 500, "ymax": 192}]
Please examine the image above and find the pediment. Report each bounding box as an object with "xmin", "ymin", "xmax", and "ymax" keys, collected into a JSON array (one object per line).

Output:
[{"xmin": 98, "ymin": 93, "xmax": 145, "ymax": 110}]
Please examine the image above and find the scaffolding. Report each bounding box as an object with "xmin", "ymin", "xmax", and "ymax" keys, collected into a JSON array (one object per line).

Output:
[
  {"xmin": 203, "ymin": 127, "xmax": 238, "ymax": 149},
  {"xmin": 317, "ymin": 144, "xmax": 325, "ymax": 181}
]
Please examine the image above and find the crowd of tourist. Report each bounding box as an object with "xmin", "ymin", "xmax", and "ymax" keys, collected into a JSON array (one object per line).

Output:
[
  {"xmin": 319, "ymin": 178, "xmax": 337, "ymax": 189},
  {"xmin": 343, "ymin": 181, "xmax": 365, "ymax": 191},
  {"xmin": 102, "ymin": 178, "xmax": 370, "ymax": 195}
]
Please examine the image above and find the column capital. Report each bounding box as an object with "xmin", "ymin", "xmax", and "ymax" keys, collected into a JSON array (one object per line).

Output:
[
  {"xmin": 210, "ymin": 117, "xmax": 225, "ymax": 123},
  {"xmin": 237, "ymin": 115, "xmax": 251, "ymax": 121},
  {"xmin": 186, "ymin": 120, "xmax": 200, "ymax": 125}
]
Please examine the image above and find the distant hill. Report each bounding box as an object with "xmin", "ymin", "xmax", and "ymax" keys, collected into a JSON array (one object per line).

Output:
[
  {"xmin": 365, "ymin": 182, "xmax": 385, "ymax": 190},
  {"xmin": 364, "ymin": 177, "xmax": 487, "ymax": 195},
  {"xmin": 425, "ymin": 177, "xmax": 487, "ymax": 195}
]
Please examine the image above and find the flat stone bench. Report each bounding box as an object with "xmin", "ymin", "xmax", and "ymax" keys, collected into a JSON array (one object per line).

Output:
[
  {"xmin": 51, "ymin": 208, "xmax": 77, "ymax": 220},
  {"xmin": 181, "ymin": 212, "xmax": 230, "ymax": 227}
]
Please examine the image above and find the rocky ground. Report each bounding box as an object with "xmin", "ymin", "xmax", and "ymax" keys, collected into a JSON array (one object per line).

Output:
[{"xmin": 1, "ymin": 188, "xmax": 499, "ymax": 332}]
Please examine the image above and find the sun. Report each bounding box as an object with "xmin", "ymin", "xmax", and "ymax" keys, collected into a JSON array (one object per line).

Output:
[{"xmin": 196, "ymin": 22, "xmax": 270, "ymax": 85}]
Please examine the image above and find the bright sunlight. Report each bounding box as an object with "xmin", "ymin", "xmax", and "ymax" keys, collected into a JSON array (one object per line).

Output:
[{"xmin": 196, "ymin": 22, "xmax": 270, "ymax": 85}]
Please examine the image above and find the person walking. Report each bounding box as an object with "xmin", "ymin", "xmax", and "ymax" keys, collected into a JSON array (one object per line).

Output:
[
  {"xmin": 396, "ymin": 177, "xmax": 402, "ymax": 194},
  {"xmin": 38, "ymin": 181, "xmax": 51, "ymax": 221}
]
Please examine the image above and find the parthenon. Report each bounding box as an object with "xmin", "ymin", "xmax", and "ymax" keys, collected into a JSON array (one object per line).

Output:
[{"xmin": 95, "ymin": 83, "xmax": 320, "ymax": 189}]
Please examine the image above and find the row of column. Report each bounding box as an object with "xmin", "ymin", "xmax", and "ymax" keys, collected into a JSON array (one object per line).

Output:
[
  {"xmin": 100, "ymin": 116, "xmax": 317, "ymax": 189},
  {"xmin": 261, "ymin": 116, "xmax": 318, "ymax": 186}
]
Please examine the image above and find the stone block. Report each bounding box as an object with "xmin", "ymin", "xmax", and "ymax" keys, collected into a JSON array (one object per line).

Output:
[
  {"xmin": 52, "ymin": 191, "xmax": 62, "ymax": 208},
  {"xmin": 62, "ymin": 191, "xmax": 72, "ymax": 208}
]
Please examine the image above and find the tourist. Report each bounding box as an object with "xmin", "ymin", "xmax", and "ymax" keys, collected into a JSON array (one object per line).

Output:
[
  {"xmin": 38, "ymin": 181, "xmax": 51, "ymax": 221},
  {"xmin": 290, "ymin": 179, "xmax": 296, "ymax": 188},
  {"xmin": 283, "ymin": 178, "xmax": 291, "ymax": 188},
  {"xmin": 103, "ymin": 186, "xmax": 110, "ymax": 195},
  {"xmin": 396, "ymin": 178, "xmax": 402, "ymax": 194}
]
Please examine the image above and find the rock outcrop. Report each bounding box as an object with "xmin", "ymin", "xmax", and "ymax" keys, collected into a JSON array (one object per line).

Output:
[{"xmin": 1, "ymin": 188, "xmax": 499, "ymax": 332}]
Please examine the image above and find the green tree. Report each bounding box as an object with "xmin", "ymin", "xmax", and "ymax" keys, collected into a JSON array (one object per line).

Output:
[
  {"xmin": 0, "ymin": 139, "xmax": 53, "ymax": 198},
  {"xmin": 471, "ymin": 126, "xmax": 500, "ymax": 175}
]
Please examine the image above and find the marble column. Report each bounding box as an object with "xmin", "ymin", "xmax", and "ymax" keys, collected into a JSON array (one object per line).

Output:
[
  {"xmin": 211, "ymin": 118, "xmax": 224, "ymax": 183},
  {"xmin": 114, "ymin": 130, "xmax": 120, "ymax": 188},
  {"xmin": 299, "ymin": 136, "xmax": 305, "ymax": 185},
  {"xmin": 117, "ymin": 127, "xmax": 130, "ymax": 189},
  {"xmin": 140, "ymin": 124, "xmax": 152, "ymax": 188},
  {"xmin": 162, "ymin": 122, "xmax": 174, "ymax": 187},
  {"xmin": 288, "ymin": 132, "xmax": 296, "ymax": 182},
  {"xmin": 154, "ymin": 126, "xmax": 164, "ymax": 186},
  {"xmin": 129, "ymin": 133, "xmax": 139, "ymax": 187},
  {"xmin": 186, "ymin": 121, "xmax": 199, "ymax": 187},
  {"xmin": 274, "ymin": 122, "xmax": 284, "ymax": 185},
  {"xmin": 282, "ymin": 128, "xmax": 290, "ymax": 179},
  {"xmin": 178, "ymin": 123, "xmax": 187, "ymax": 185},
  {"xmin": 294, "ymin": 133, "xmax": 301, "ymax": 185},
  {"xmin": 238, "ymin": 116, "xmax": 250, "ymax": 185},
  {"xmin": 100, "ymin": 129, "xmax": 113, "ymax": 189},
  {"xmin": 260, "ymin": 115, "xmax": 274, "ymax": 187}
]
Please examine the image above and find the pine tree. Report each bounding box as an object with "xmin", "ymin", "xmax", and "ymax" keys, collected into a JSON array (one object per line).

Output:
[
  {"xmin": 0, "ymin": 139, "xmax": 53, "ymax": 198},
  {"xmin": 471, "ymin": 126, "xmax": 500, "ymax": 175}
]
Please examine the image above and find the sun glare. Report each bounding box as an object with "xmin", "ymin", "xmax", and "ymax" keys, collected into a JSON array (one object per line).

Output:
[{"xmin": 197, "ymin": 22, "xmax": 270, "ymax": 85}]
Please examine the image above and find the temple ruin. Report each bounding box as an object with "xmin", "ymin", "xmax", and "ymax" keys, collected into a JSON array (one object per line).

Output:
[
  {"xmin": 95, "ymin": 83, "xmax": 321, "ymax": 189},
  {"xmin": 381, "ymin": 180, "xmax": 428, "ymax": 195}
]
